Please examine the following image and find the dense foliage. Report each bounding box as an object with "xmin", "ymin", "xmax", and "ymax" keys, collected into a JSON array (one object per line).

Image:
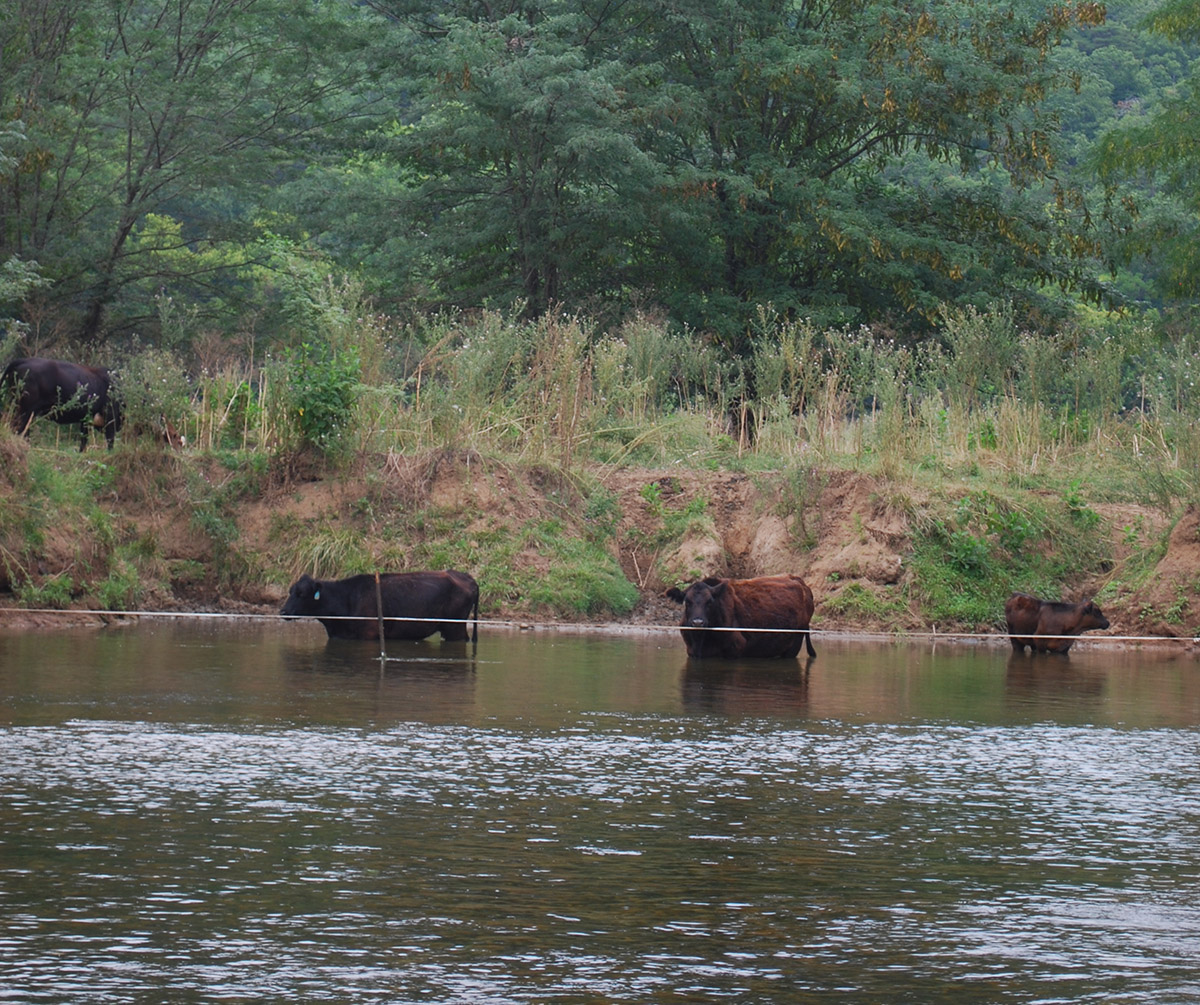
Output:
[
  {"xmin": 7, "ymin": 0, "xmax": 1200, "ymax": 634},
  {"xmin": 1092, "ymin": 0, "xmax": 1200, "ymax": 300},
  {"xmin": 4, "ymin": 0, "xmax": 1193, "ymax": 356}
]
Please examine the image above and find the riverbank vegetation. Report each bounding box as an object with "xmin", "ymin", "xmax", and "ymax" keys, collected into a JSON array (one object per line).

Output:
[
  {"xmin": 4, "ymin": 0, "xmax": 1200, "ymax": 638},
  {"xmin": 1, "ymin": 300, "xmax": 1199, "ymax": 638}
]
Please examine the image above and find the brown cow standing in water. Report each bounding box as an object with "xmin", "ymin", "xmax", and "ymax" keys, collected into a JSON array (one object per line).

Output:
[
  {"xmin": 1, "ymin": 357, "xmax": 122, "ymax": 450},
  {"xmin": 665, "ymin": 574, "xmax": 816, "ymax": 659},
  {"xmin": 1004, "ymin": 592, "xmax": 1110, "ymax": 653}
]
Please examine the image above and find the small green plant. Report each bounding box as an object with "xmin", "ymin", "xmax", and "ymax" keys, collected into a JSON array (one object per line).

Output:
[
  {"xmin": 943, "ymin": 524, "xmax": 992, "ymax": 577},
  {"xmin": 662, "ymin": 496, "xmax": 710, "ymax": 541},
  {"xmin": 190, "ymin": 498, "xmax": 239, "ymax": 586},
  {"xmin": 1159, "ymin": 581, "xmax": 1192, "ymax": 625},
  {"xmin": 283, "ymin": 341, "xmax": 361, "ymax": 454},
  {"xmin": 583, "ymin": 487, "xmax": 622, "ymax": 542},
  {"xmin": 216, "ymin": 449, "xmax": 269, "ymax": 498},
  {"xmin": 15, "ymin": 572, "xmax": 74, "ymax": 609},
  {"xmin": 971, "ymin": 416, "xmax": 999, "ymax": 451},
  {"xmin": 988, "ymin": 507, "xmax": 1035, "ymax": 552},
  {"xmin": 775, "ymin": 465, "xmax": 827, "ymax": 549},
  {"xmin": 96, "ymin": 557, "xmax": 143, "ymax": 611},
  {"xmin": 639, "ymin": 480, "xmax": 665, "ymax": 515},
  {"xmin": 1064, "ymin": 478, "xmax": 1101, "ymax": 530}
]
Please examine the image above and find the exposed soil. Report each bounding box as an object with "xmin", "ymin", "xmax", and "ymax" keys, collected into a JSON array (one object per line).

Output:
[
  {"xmin": 3, "ymin": 444, "xmax": 1199, "ymax": 644},
  {"xmin": 601, "ymin": 466, "xmax": 916, "ymax": 630}
]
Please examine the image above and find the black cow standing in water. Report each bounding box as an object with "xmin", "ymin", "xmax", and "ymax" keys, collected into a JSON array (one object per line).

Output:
[
  {"xmin": 281, "ymin": 570, "xmax": 480, "ymax": 642},
  {"xmin": 1, "ymin": 357, "xmax": 123, "ymax": 451}
]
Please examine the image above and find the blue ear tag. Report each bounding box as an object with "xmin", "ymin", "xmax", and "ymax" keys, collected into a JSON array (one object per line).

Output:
[{"xmin": 314, "ymin": 590, "xmax": 320, "ymax": 600}]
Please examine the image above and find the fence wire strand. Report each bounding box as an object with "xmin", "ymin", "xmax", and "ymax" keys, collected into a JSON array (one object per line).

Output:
[{"xmin": 0, "ymin": 606, "xmax": 1194, "ymax": 647}]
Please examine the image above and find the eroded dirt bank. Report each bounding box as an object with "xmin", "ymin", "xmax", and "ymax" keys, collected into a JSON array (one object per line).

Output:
[{"xmin": 2, "ymin": 445, "xmax": 1198, "ymax": 643}]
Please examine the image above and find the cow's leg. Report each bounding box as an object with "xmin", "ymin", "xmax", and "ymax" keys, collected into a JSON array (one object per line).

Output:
[
  {"xmin": 723, "ymin": 630, "xmax": 747, "ymax": 658},
  {"xmin": 78, "ymin": 421, "xmax": 90, "ymax": 451},
  {"xmin": 439, "ymin": 620, "xmax": 469, "ymax": 641},
  {"xmin": 14, "ymin": 410, "xmax": 34, "ymax": 437}
]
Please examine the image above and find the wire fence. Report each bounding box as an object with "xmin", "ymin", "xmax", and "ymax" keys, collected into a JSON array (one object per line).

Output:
[{"xmin": 0, "ymin": 606, "xmax": 1194, "ymax": 647}]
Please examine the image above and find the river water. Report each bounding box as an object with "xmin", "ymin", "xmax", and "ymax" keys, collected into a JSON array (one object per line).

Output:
[{"xmin": 1, "ymin": 619, "xmax": 1199, "ymax": 1004}]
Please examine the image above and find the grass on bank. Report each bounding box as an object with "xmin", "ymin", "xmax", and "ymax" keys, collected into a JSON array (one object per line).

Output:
[{"xmin": 2, "ymin": 302, "xmax": 1198, "ymax": 627}]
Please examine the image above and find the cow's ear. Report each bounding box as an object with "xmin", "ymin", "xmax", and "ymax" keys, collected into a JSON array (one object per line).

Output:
[
  {"xmin": 665, "ymin": 587, "xmax": 685, "ymax": 603},
  {"xmin": 711, "ymin": 581, "xmax": 727, "ymax": 598}
]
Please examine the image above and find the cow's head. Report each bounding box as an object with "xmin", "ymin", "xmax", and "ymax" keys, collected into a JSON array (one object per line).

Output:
[
  {"xmin": 281, "ymin": 573, "xmax": 322, "ymax": 616},
  {"xmin": 1080, "ymin": 601, "xmax": 1110, "ymax": 631},
  {"xmin": 666, "ymin": 578, "xmax": 729, "ymax": 629}
]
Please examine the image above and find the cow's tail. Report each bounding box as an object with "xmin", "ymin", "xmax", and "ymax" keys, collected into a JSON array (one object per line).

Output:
[
  {"xmin": 804, "ymin": 629, "xmax": 816, "ymax": 658},
  {"xmin": 470, "ymin": 591, "xmax": 479, "ymax": 644}
]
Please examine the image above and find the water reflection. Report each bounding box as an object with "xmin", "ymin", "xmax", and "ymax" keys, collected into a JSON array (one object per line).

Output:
[
  {"xmin": 277, "ymin": 643, "xmax": 482, "ymax": 729},
  {"xmin": 1004, "ymin": 651, "xmax": 1106, "ymax": 708},
  {"xmin": 680, "ymin": 656, "xmax": 812, "ymax": 716},
  {"xmin": 2, "ymin": 622, "xmax": 1200, "ymax": 1002}
]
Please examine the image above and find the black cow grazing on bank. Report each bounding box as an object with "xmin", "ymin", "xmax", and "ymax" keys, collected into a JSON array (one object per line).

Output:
[
  {"xmin": 665, "ymin": 574, "xmax": 816, "ymax": 659},
  {"xmin": 1, "ymin": 357, "xmax": 122, "ymax": 451},
  {"xmin": 1004, "ymin": 592, "xmax": 1110, "ymax": 653},
  {"xmin": 281, "ymin": 570, "xmax": 479, "ymax": 642}
]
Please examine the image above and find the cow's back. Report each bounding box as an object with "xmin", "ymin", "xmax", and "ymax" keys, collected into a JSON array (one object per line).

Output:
[
  {"xmin": 5, "ymin": 357, "xmax": 102, "ymax": 396},
  {"xmin": 728, "ymin": 574, "xmax": 816, "ymax": 658},
  {"xmin": 729, "ymin": 575, "xmax": 814, "ymax": 628},
  {"xmin": 1005, "ymin": 592, "xmax": 1042, "ymax": 634},
  {"xmin": 379, "ymin": 570, "xmax": 477, "ymax": 613},
  {"xmin": 377, "ymin": 569, "xmax": 479, "ymax": 641}
]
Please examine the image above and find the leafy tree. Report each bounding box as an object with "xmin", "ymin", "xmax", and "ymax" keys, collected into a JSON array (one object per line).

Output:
[
  {"xmin": 362, "ymin": 0, "xmax": 661, "ymax": 318},
  {"xmin": 633, "ymin": 0, "xmax": 1109, "ymax": 344},
  {"xmin": 0, "ymin": 0, "xmax": 1128, "ymax": 350},
  {"xmin": 0, "ymin": 0, "xmax": 378, "ymax": 344},
  {"xmin": 1093, "ymin": 0, "xmax": 1200, "ymax": 299},
  {"xmin": 362, "ymin": 0, "xmax": 1108, "ymax": 342}
]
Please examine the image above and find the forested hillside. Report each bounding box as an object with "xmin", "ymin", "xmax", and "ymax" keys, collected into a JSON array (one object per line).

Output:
[{"xmin": 3, "ymin": 0, "xmax": 1195, "ymax": 346}]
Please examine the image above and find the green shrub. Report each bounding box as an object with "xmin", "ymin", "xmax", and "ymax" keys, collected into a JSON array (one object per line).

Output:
[
  {"xmin": 909, "ymin": 485, "xmax": 1112, "ymax": 627},
  {"xmin": 114, "ymin": 348, "xmax": 194, "ymax": 445},
  {"xmin": 15, "ymin": 573, "xmax": 73, "ymax": 609},
  {"xmin": 822, "ymin": 582, "xmax": 910, "ymax": 628},
  {"xmin": 282, "ymin": 341, "xmax": 361, "ymax": 453},
  {"xmin": 96, "ymin": 557, "xmax": 143, "ymax": 611},
  {"xmin": 524, "ymin": 520, "xmax": 638, "ymax": 616}
]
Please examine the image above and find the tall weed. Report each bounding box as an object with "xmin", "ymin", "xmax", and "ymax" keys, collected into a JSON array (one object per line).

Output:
[{"xmin": 45, "ymin": 299, "xmax": 1200, "ymax": 511}]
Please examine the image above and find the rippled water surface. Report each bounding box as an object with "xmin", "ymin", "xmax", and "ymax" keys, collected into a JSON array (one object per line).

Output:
[{"xmin": 2, "ymin": 620, "xmax": 1200, "ymax": 1003}]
